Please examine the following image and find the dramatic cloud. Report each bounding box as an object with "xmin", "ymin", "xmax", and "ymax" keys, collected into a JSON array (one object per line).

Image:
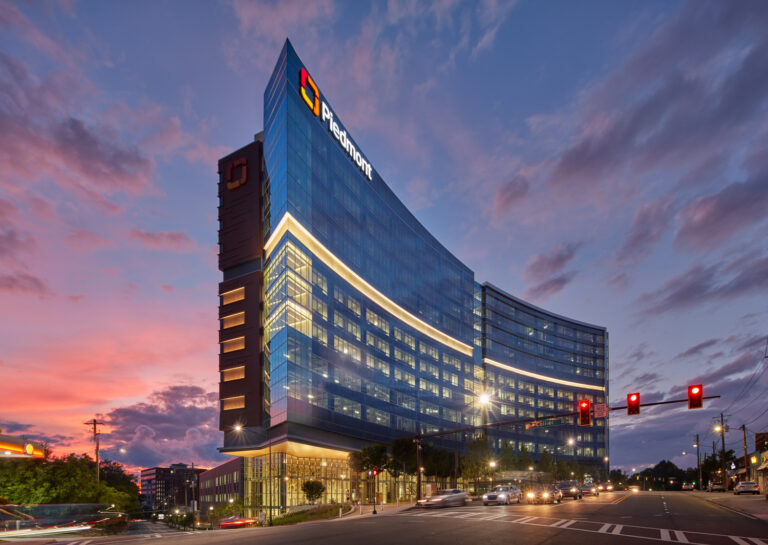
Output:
[
  {"xmin": 493, "ymin": 174, "xmax": 529, "ymax": 216},
  {"xmin": 521, "ymin": 242, "xmax": 580, "ymax": 301},
  {"xmin": 675, "ymin": 339, "xmax": 719, "ymax": 360},
  {"xmin": 0, "ymin": 272, "xmax": 52, "ymax": 298},
  {"xmin": 616, "ymin": 198, "xmax": 675, "ymax": 262},
  {"xmin": 129, "ymin": 229, "xmax": 196, "ymax": 252},
  {"xmin": 100, "ymin": 385, "xmax": 226, "ymax": 469},
  {"xmin": 675, "ymin": 173, "xmax": 768, "ymax": 251},
  {"xmin": 636, "ymin": 252, "xmax": 768, "ymax": 317},
  {"xmin": 547, "ymin": 2, "xmax": 768, "ymax": 208}
]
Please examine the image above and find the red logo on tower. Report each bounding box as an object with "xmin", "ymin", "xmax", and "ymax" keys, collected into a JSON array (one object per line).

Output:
[{"xmin": 300, "ymin": 67, "xmax": 319, "ymax": 116}]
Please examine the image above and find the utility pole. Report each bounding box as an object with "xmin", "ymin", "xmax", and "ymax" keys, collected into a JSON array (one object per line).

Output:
[
  {"xmin": 84, "ymin": 419, "xmax": 105, "ymax": 484},
  {"xmin": 695, "ymin": 434, "xmax": 701, "ymax": 490},
  {"xmin": 415, "ymin": 438, "xmax": 422, "ymax": 501},
  {"xmin": 719, "ymin": 413, "xmax": 727, "ymax": 487},
  {"xmin": 741, "ymin": 424, "xmax": 749, "ymax": 481}
]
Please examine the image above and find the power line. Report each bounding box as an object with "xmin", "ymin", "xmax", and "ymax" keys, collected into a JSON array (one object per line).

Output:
[{"xmin": 721, "ymin": 337, "xmax": 768, "ymax": 414}]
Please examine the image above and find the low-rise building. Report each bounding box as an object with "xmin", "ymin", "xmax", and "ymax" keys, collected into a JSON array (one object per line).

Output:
[{"xmin": 199, "ymin": 457, "xmax": 244, "ymax": 515}]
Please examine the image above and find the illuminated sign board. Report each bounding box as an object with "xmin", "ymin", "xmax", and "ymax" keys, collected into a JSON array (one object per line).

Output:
[
  {"xmin": 0, "ymin": 434, "xmax": 44, "ymax": 459},
  {"xmin": 299, "ymin": 67, "xmax": 373, "ymax": 181}
]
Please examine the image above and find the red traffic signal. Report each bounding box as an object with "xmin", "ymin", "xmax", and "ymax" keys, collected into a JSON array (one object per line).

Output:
[
  {"xmin": 688, "ymin": 384, "xmax": 703, "ymax": 409},
  {"xmin": 371, "ymin": 468, "xmax": 379, "ymax": 477},
  {"xmin": 578, "ymin": 400, "xmax": 591, "ymax": 426},
  {"xmin": 627, "ymin": 393, "xmax": 640, "ymax": 415}
]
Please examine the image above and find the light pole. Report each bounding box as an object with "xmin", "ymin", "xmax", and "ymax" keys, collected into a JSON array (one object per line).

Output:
[
  {"xmin": 209, "ymin": 505, "xmax": 214, "ymax": 530},
  {"xmin": 604, "ymin": 456, "xmax": 609, "ymax": 482},
  {"xmin": 489, "ymin": 461, "xmax": 497, "ymax": 489}
]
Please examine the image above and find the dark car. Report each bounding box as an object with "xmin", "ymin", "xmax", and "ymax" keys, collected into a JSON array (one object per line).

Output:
[
  {"xmin": 557, "ymin": 480, "xmax": 583, "ymax": 500},
  {"xmin": 580, "ymin": 483, "xmax": 599, "ymax": 496},
  {"xmin": 526, "ymin": 485, "xmax": 563, "ymax": 504}
]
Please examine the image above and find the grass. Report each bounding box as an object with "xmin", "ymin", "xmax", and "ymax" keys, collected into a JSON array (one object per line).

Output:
[{"xmin": 270, "ymin": 504, "xmax": 351, "ymax": 526}]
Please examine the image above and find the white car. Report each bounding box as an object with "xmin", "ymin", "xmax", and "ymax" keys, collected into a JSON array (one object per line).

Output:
[
  {"xmin": 733, "ymin": 481, "xmax": 760, "ymax": 495},
  {"xmin": 417, "ymin": 488, "xmax": 471, "ymax": 508},
  {"xmin": 483, "ymin": 485, "xmax": 523, "ymax": 505}
]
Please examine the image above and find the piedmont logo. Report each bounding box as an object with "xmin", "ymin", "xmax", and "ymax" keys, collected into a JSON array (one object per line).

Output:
[{"xmin": 299, "ymin": 67, "xmax": 373, "ymax": 181}]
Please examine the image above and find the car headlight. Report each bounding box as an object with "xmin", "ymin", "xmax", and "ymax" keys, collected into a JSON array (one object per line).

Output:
[
  {"xmin": 542, "ymin": 493, "xmax": 549, "ymax": 498},
  {"xmin": 498, "ymin": 494, "xmax": 506, "ymax": 499},
  {"xmin": 527, "ymin": 492, "xmax": 534, "ymax": 498},
  {"xmin": 482, "ymin": 495, "xmax": 488, "ymax": 500},
  {"xmin": 571, "ymin": 488, "xmax": 577, "ymax": 492}
]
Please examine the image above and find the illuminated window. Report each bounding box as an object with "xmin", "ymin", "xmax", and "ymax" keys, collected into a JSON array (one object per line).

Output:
[
  {"xmin": 221, "ymin": 312, "xmax": 245, "ymax": 329},
  {"xmin": 333, "ymin": 336, "xmax": 361, "ymax": 361},
  {"xmin": 365, "ymin": 407, "xmax": 389, "ymax": 426},
  {"xmin": 311, "ymin": 297, "xmax": 328, "ymax": 320},
  {"xmin": 420, "ymin": 401, "xmax": 439, "ymax": 417},
  {"xmin": 312, "ymin": 323, "xmax": 328, "ymax": 346},
  {"xmin": 221, "ymin": 337, "xmax": 245, "ymax": 353},
  {"xmin": 394, "ymin": 347, "xmax": 415, "ymax": 368},
  {"xmin": 220, "ymin": 287, "xmax": 244, "ymax": 305},
  {"xmin": 395, "ymin": 392, "xmax": 416, "ymax": 411},
  {"xmin": 419, "ymin": 342, "xmax": 438, "ymax": 360},
  {"xmin": 419, "ymin": 379, "xmax": 439, "ymax": 396},
  {"xmin": 420, "ymin": 360, "xmax": 439, "ymax": 379},
  {"xmin": 393, "ymin": 328, "xmax": 415, "ymax": 350},
  {"xmin": 443, "ymin": 371, "xmax": 459, "ymax": 386},
  {"xmin": 332, "ymin": 395, "xmax": 360, "ymax": 419},
  {"xmin": 443, "ymin": 407, "xmax": 460, "ymax": 423},
  {"xmin": 367, "ymin": 383, "xmax": 390, "ymax": 402},
  {"xmin": 395, "ymin": 416, "xmax": 416, "ymax": 432},
  {"xmin": 221, "ymin": 396, "xmax": 245, "ymax": 410},
  {"xmin": 366, "ymin": 309, "xmax": 389, "ymax": 334},
  {"xmin": 366, "ymin": 331, "xmax": 390, "ymax": 356},
  {"xmin": 365, "ymin": 353, "xmax": 390, "ymax": 376},
  {"xmin": 221, "ymin": 366, "xmax": 245, "ymax": 382},
  {"xmin": 312, "ymin": 270, "xmax": 327, "ymax": 295},
  {"xmin": 393, "ymin": 367, "xmax": 415, "ymax": 386},
  {"xmin": 442, "ymin": 353, "xmax": 461, "ymax": 370},
  {"xmin": 442, "ymin": 387, "xmax": 452, "ymax": 399}
]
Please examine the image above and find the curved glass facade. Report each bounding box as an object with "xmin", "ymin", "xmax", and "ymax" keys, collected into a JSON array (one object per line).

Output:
[{"xmin": 218, "ymin": 40, "xmax": 608, "ymax": 495}]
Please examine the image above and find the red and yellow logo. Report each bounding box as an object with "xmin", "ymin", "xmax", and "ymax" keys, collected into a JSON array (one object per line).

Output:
[{"xmin": 300, "ymin": 67, "xmax": 319, "ymax": 116}]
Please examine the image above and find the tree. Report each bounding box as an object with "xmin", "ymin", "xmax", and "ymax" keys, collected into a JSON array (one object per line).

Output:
[
  {"xmin": 0, "ymin": 454, "xmax": 138, "ymax": 511},
  {"xmin": 538, "ymin": 449, "xmax": 554, "ymax": 475},
  {"xmin": 301, "ymin": 480, "xmax": 326, "ymax": 504},
  {"xmin": 460, "ymin": 437, "xmax": 491, "ymax": 492}
]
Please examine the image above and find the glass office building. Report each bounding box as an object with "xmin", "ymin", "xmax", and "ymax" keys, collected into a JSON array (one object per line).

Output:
[{"xmin": 217, "ymin": 40, "xmax": 607, "ymax": 512}]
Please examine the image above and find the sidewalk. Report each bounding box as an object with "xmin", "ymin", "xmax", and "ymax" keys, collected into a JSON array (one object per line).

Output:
[
  {"xmin": 334, "ymin": 501, "xmax": 417, "ymax": 520},
  {"xmin": 690, "ymin": 490, "xmax": 768, "ymax": 521}
]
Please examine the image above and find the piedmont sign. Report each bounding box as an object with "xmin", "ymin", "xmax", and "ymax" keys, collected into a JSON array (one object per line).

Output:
[{"xmin": 299, "ymin": 67, "xmax": 373, "ymax": 181}]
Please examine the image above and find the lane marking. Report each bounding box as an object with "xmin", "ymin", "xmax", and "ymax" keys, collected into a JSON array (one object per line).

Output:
[
  {"xmin": 396, "ymin": 510, "xmax": 768, "ymax": 545},
  {"xmin": 613, "ymin": 494, "xmax": 631, "ymax": 504}
]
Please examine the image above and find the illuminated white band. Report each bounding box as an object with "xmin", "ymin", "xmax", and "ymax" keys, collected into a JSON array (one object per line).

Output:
[
  {"xmin": 484, "ymin": 358, "xmax": 605, "ymax": 391},
  {"xmin": 264, "ymin": 212, "xmax": 473, "ymax": 356}
]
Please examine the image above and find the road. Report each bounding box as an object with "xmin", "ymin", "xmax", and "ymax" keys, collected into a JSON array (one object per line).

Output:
[{"xmin": 35, "ymin": 492, "xmax": 768, "ymax": 545}]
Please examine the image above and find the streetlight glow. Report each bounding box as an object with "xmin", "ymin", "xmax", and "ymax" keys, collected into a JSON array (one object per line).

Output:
[
  {"xmin": 234, "ymin": 424, "xmax": 243, "ymax": 432},
  {"xmin": 567, "ymin": 438, "xmax": 575, "ymax": 446},
  {"xmin": 479, "ymin": 393, "xmax": 490, "ymax": 405},
  {"xmin": 489, "ymin": 461, "xmax": 497, "ymax": 468}
]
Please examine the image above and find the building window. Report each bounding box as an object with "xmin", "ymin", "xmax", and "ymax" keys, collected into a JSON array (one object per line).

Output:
[
  {"xmin": 221, "ymin": 366, "xmax": 245, "ymax": 382},
  {"xmin": 221, "ymin": 312, "xmax": 245, "ymax": 329},
  {"xmin": 394, "ymin": 347, "xmax": 415, "ymax": 368},
  {"xmin": 221, "ymin": 396, "xmax": 245, "ymax": 410},
  {"xmin": 333, "ymin": 336, "xmax": 361, "ymax": 361},
  {"xmin": 366, "ymin": 331, "xmax": 390, "ymax": 356},
  {"xmin": 393, "ymin": 328, "xmax": 415, "ymax": 350},
  {"xmin": 365, "ymin": 309, "xmax": 389, "ymax": 334},
  {"xmin": 365, "ymin": 407, "xmax": 389, "ymax": 426},
  {"xmin": 221, "ymin": 337, "xmax": 245, "ymax": 353},
  {"xmin": 220, "ymin": 287, "xmax": 245, "ymax": 305}
]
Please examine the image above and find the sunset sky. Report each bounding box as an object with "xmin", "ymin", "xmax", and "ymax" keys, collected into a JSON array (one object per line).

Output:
[{"xmin": 1, "ymin": 0, "xmax": 766, "ymax": 475}]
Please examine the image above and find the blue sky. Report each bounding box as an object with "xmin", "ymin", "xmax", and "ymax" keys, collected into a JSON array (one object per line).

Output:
[{"xmin": 1, "ymin": 0, "xmax": 766, "ymax": 473}]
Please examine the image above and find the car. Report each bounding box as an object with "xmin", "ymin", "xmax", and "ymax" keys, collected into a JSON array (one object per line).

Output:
[
  {"xmin": 708, "ymin": 482, "xmax": 725, "ymax": 492},
  {"xmin": 628, "ymin": 485, "xmax": 641, "ymax": 493},
  {"xmin": 483, "ymin": 485, "xmax": 523, "ymax": 505},
  {"xmin": 580, "ymin": 484, "xmax": 599, "ymax": 496},
  {"xmin": 604, "ymin": 483, "xmax": 615, "ymax": 491},
  {"xmin": 219, "ymin": 517, "xmax": 258, "ymax": 528},
  {"xmin": 681, "ymin": 482, "xmax": 695, "ymax": 491},
  {"xmin": 557, "ymin": 480, "xmax": 583, "ymax": 500},
  {"xmin": 733, "ymin": 481, "xmax": 760, "ymax": 495},
  {"xmin": 417, "ymin": 488, "xmax": 471, "ymax": 508},
  {"xmin": 526, "ymin": 485, "xmax": 562, "ymax": 504}
]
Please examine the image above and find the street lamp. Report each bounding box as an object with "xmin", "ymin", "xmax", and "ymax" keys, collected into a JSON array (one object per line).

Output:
[
  {"xmin": 479, "ymin": 393, "xmax": 490, "ymax": 405},
  {"xmin": 714, "ymin": 425, "xmax": 722, "ymax": 432},
  {"xmin": 567, "ymin": 438, "xmax": 575, "ymax": 447},
  {"xmin": 209, "ymin": 506, "xmax": 214, "ymax": 530},
  {"xmin": 489, "ymin": 461, "xmax": 497, "ymax": 488}
]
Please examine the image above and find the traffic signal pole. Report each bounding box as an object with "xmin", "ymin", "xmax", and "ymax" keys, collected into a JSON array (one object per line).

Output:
[
  {"xmin": 696, "ymin": 434, "xmax": 702, "ymax": 490},
  {"xmin": 741, "ymin": 424, "xmax": 749, "ymax": 481},
  {"xmin": 719, "ymin": 413, "xmax": 727, "ymax": 487}
]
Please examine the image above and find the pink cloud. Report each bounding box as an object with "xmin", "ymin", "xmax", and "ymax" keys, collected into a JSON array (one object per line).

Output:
[
  {"xmin": 0, "ymin": 272, "xmax": 52, "ymax": 298},
  {"xmin": 675, "ymin": 175, "xmax": 768, "ymax": 252},
  {"xmin": 129, "ymin": 229, "xmax": 196, "ymax": 252},
  {"xmin": 615, "ymin": 197, "xmax": 675, "ymax": 262},
  {"xmin": 66, "ymin": 229, "xmax": 115, "ymax": 252},
  {"xmin": 522, "ymin": 242, "xmax": 580, "ymax": 283}
]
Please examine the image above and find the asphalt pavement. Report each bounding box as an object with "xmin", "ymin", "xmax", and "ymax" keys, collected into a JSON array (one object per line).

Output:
[{"xmin": 10, "ymin": 492, "xmax": 768, "ymax": 545}]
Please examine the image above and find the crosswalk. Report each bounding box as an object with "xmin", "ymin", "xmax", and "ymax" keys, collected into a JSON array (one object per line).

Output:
[{"xmin": 399, "ymin": 509, "xmax": 768, "ymax": 545}]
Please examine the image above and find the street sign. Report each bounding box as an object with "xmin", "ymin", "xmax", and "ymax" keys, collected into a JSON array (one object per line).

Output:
[
  {"xmin": 525, "ymin": 418, "xmax": 564, "ymax": 430},
  {"xmin": 594, "ymin": 403, "xmax": 608, "ymax": 418}
]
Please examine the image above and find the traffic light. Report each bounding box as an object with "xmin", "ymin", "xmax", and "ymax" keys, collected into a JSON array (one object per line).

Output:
[
  {"xmin": 578, "ymin": 400, "xmax": 591, "ymax": 426},
  {"xmin": 627, "ymin": 393, "xmax": 640, "ymax": 415},
  {"xmin": 371, "ymin": 468, "xmax": 379, "ymax": 477},
  {"xmin": 688, "ymin": 384, "xmax": 703, "ymax": 409}
]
